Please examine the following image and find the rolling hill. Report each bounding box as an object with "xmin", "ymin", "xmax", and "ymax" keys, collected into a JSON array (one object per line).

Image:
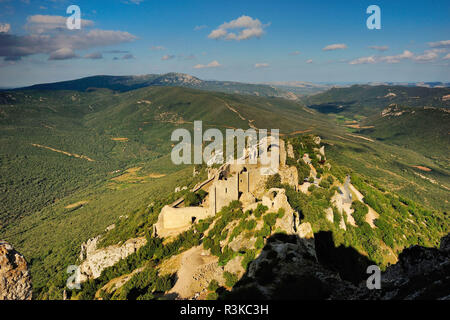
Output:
[{"xmin": 0, "ymin": 77, "xmax": 448, "ymax": 299}]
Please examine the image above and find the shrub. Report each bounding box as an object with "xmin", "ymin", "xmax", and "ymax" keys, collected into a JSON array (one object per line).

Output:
[
  {"xmin": 241, "ymin": 250, "xmax": 256, "ymax": 270},
  {"xmin": 206, "ymin": 292, "xmax": 219, "ymax": 300},
  {"xmin": 223, "ymin": 271, "xmax": 239, "ymax": 288},
  {"xmin": 257, "ymin": 223, "xmax": 271, "ymax": 238},
  {"xmin": 265, "ymin": 173, "xmax": 282, "ymax": 189},
  {"xmin": 208, "ymin": 280, "xmax": 219, "ymax": 292},
  {"xmin": 184, "ymin": 192, "xmax": 200, "ymax": 207},
  {"xmin": 351, "ymin": 201, "xmax": 369, "ymax": 227},
  {"xmin": 319, "ymin": 179, "xmax": 330, "ymax": 189},
  {"xmin": 245, "ymin": 219, "xmax": 257, "ymax": 230},
  {"xmin": 263, "ymin": 212, "xmax": 278, "ymax": 229},
  {"xmin": 254, "ymin": 204, "xmax": 268, "ymax": 218},
  {"xmin": 255, "ymin": 236, "xmax": 264, "ymax": 249}
]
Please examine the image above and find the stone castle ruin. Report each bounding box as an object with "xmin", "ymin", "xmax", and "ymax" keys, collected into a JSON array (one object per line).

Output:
[{"xmin": 154, "ymin": 137, "xmax": 298, "ymax": 237}]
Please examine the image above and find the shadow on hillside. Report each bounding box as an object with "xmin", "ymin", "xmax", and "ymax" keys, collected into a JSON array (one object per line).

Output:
[
  {"xmin": 220, "ymin": 231, "xmax": 375, "ymax": 300},
  {"xmin": 314, "ymin": 231, "xmax": 373, "ymax": 285}
]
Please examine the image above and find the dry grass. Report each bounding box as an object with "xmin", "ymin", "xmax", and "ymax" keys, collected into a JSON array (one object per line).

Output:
[
  {"xmin": 65, "ymin": 201, "xmax": 88, "ymax": 209},
  {"xmin": 411, "ymin": 165, "xmax": 432, "ymax": 172},
  {"xmin": 111, "ymin": 167, "xmax": 166, "ymax": 183}
]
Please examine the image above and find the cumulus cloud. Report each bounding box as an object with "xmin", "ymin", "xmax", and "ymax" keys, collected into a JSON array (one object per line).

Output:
[
  {"xmin": 306, "ymin": 59, "xmax": 313, "ymax": 64},
  {"xmin": 323, "ymin": 43, "xmax": 347, "ymax": 51},
  {"xmin": 380, "ymin": 50, "xmax": 413, "ymax": 63},
  {"xmin": 84, "ymin": 52, "xmax": 103, "ymax": 59},
  {"xmin": 122, "ymin": 54, "xmax": 134, "ymax": 60},
  {"xmin": 0, "ymin": 16, "xmax": 137, "ymax": 61},
  {"xmin": 208, "ymin": 15, "xmax": 268, "ymax": 41},
  {"xmin": 49, "ymin": 47, "xmax": 78, "ymax": 60},
  {"xmin": 349, "ymin": 50, "xmax": 416, "ymax": 65},
  {"xmin": 161, "ymin": 54, "xmax": 175, "ymax": 61},
  {"xmin": 0, "ymin": 23, "xmax": 11, "ymax": 33},
  {"xmin": 254, "ymin": 63, "xmax": 269, "ymax": 68},
  {"xmin": 413, "ymin": 49, "xmax": 440, "ymax": 62},
  {"xmin": 25, "ymin": 15, "xmax": 94, "ymax": 34},
  {"xmin": 289, "ymin": 51, "xmax": 301, "ymax": 56},
  {"xmin": 443, "ymin": 53, "xmax": 450, "ymax": 60},
  {"xmin": 368, "ymin": 45, "xmax": 388, "ymax": 51},
  {"xmin": 349, "ymin": 56, "xmax": 376, "ymax": 65},
  {"xmin": 193, "ymin": 60, "xmax": 221, "ymax": 69},
  {"xmin": 428, "ymin": 40, "xmax": 450, "ymax": 48}
]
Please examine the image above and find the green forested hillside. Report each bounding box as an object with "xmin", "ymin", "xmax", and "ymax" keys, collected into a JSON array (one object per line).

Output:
[
  {"xmin": 303, "ymin": 84, "xmax": 450, "ymax": 116},
  {"xmin": 16, "ymin": 73, "xmax": 293, "ymax": 99},
  {"xmin": 0, "ymin": 82, "xmax": 448, "ymax": 299}
]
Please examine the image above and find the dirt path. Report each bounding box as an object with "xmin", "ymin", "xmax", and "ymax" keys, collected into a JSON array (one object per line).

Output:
[
  {"xmin": 345, "ymin": 133, "xmax": 375, "ymax": 142},
  {"xmin": 221, "ymin": 100, "xmax": 257, "ymax": 129},
  {"xmin": 31, "ymin": 143, "xmax": 95, "ymax": 162},
  {"xmin": 365, "ymin": 207, "xmax": 379, "ymax": 228},
  {"xmin": 168, "ymin": 246, "xmax": 221, "ymax": 299}
]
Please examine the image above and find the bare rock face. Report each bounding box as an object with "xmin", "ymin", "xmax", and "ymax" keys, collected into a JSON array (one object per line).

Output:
[
  {"xmin": 78, "ymin": 237, "xmax": 147, "ymax": 282},
  {"xmin": 0, "ymin": 241, "xmax": 32, "ymax": 300}
]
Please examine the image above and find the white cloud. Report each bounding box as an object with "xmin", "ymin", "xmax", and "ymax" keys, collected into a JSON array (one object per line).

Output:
[
  {"xmin": 323, "ymin": 43, "xmax": 347, "ymax": 51},
  {"xmin": 208, "ymin": 15, "xmax": 268, "ymax": 41},
  {"xmin": 348, "ymin": 50, "xmax": 417, "ymax": 65},
  {"xmin": 26, "ymin": 15, "xmax": 94, "ymax": 34},
  {"xmin": 443, "ymin": 53, "xmax": 450, "ymax": 60},
  {"xmin": 379, "ymin": 50, "xmax": 413, "ymax": 63},
  {"xmin": 368, "ymin": 45, "xmax": 388, "ymax": 51},
  {"xmin": 413, "ymin": 49, "xmax": 439, "ymax": 62},
  {"xmin": 254, "ymin": 63, "xmax": 269, "ymax": 68},
  {"xmin": 161, "ymin": 54, "xmax": 175, "ymax": 61},
  {"xmin": 0, "ymin": 21, "xmax": 137, "ymax": 61},
  {"xmin": 428, "ymin": 40, "xmax": 450, "ymax": 48},
  {"xmin": 289, "ymin": 51, "xmax": 301, "ymax": 56},
  {"xmin": 0, "ymin": 23, "xmax": 10, "ymax": 33},
  {"xmin": 193, "ymin": 60, "xmax": 221, "ymax": 69},
  {"xmin": 49, "ymin": 47, "xmax": 78, "ymax": 60},
  {"xmin": 306, "ymin": 59, "xmax": 313, "ymax": 64},
  {"xmin": 349, "ymin": 56, "xmax": 376, "ymax": 65}
]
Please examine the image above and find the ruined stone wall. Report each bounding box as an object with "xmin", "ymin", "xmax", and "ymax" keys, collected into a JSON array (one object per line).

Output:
[
  {"xmin": 210, "ymin": 174, "xmax": 239, "ymax": 215},
  {"xmin": 159, "ymin": 206, "xmax": 211, "ymax": 230}
]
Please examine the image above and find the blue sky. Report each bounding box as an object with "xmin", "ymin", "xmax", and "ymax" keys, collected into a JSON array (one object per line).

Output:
[{"xmin": 0, "ymin": 0, "xmax": 449, "ymax": 87}]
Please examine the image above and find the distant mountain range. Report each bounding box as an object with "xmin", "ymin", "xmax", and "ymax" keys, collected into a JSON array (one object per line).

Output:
[{"xmin": 15, "ymin": 73, "xmax": 298, "ymax": 100}]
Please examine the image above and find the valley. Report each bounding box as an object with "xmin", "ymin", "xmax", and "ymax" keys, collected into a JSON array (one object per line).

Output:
[{"xmin": 0, "ymin": 75, "xmax": 448, "ymax": 300}]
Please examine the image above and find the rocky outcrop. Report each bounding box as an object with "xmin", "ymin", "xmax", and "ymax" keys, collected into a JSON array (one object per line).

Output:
[
  {"xmin": 0, "ymin": 241, "xmax": 32, "ymax": 300},
  {"xmin": 224, "ymin": 233, "xmax": 450, "ymax": 300},
  {"xmin": 367, "ymin": 234, "xmax": 450, "ymax": 300},
  {"xmin": 78, "ymin": 237, "xmax": 147, "ymax": 282},
  {"xmin": 224, "ymin": 233, "xmax": 356, "ymax": 300}
]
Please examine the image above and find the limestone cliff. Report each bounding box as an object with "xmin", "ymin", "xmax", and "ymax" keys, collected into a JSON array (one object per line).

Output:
[
  {"xmin": 78, "ymin": 237, "xmax": 147, "ymax": 282},
  {"xmin": 0, "ymin": 241, "xmax": 32, "ymax": 300}
]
